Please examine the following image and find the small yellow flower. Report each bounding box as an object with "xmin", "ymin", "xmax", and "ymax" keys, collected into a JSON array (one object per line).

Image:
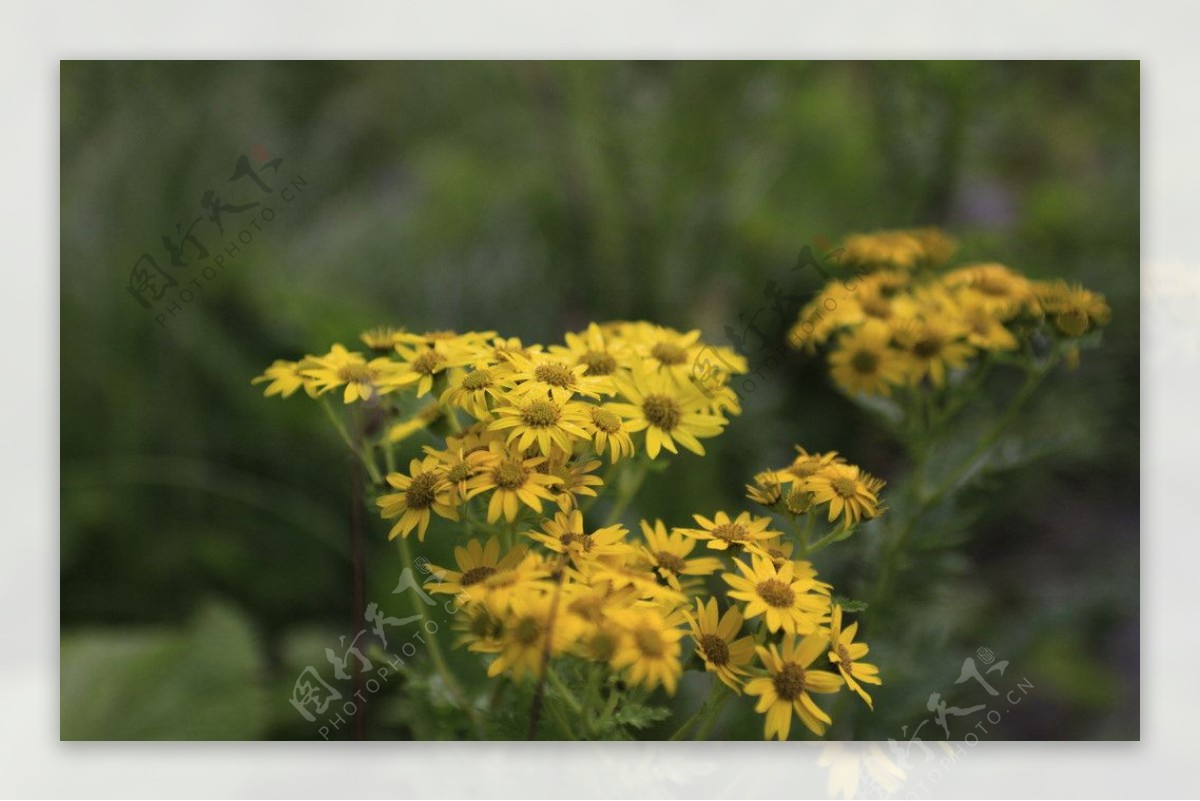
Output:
[
  {"xmin": 608, "ymin": 607, "xmax": 685, "ymax": 695},
  {"xmin": 549, "ymin": 322, "xmax": 635, "ymax": 377},
  {"xmin": 685, "ymin": 597, "xmax": 756, "ymax": 693},
  {"xmin": 638, "ymin": 519, "xmax": 724, "ymax": 592},
  {"xmin": 745, "ymin": 633, "xmax": 844, "ymax": 740},
  {"xmin": 301, "ymin": 344, "xmax": 419, "ymax": 403},
  {"xmin": 526, "ymin": 510, "xmax": 631, "ymax": 564},
  {"xmin": 584, "ymin": 404, "xmax": 637, "ymax": 463},
  {"xmin": 359, "ymin": 326, "xmax": 408, "ymax": 352},
  {"xmin": 394, "ymin": 341, "xmax": 471, "ymax": 398},
  {"xmin": 441, "ymin": 365, "xmax": 507, "ymax": 419},
  {"xmin": 502, "ymin": 351, "xmax": 611, "ymax": 401},
  {"xmin": 377, "ymin": 456, "xmax": 460, "ymax": 541},
  {"xmin": 487, "ymin": 393, "xmax": 592, "ymax": 456},
  {"xmin": 425, "ymin": 537, "xmax": 529, "ymax": 604},
  {"xmin": 893, "ymin": 316, "xmax": 975, "ymax": 388},
  {"xmin": 486, "ymin": 592, "xmax": 579, "ymax": 682},
  {"xmin": 828, "ymin": 319, "xmax": 909, "ymax": 397},
  {"xmin": 464, "ymin": 442, "xmax": 560, "ymax": 523},
  {"xmin": 252, "ymin": 359, "xmax": 318, "ymax": 398},
  {"xmin": 678, "ymin": 510, "xmax": 778, "ymax": 554},
  {"xmin": 544, "ymin": 455, "xmax": 606, "ymax": 512},
  {"xmin": 723, "ymin": 555, "xmax": 830, "ymax": 635},
  {"xmin": 828, "ymin": 604, "xmax": 882, "ymax": 709},
  {"xmin": 805, "ymin": 463, "xmax": 883, "ymax": 529},
  {"xmin": 609, "ymin": 369, "xmax": 727, "ymax": 459}
]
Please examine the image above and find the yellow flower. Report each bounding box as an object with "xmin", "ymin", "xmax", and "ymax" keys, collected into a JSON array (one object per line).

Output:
[
  {"xmin": 425, "ymin": 537, "xmax": 529, "ymax": 604},
  {"xmin": 828, "ymin": 319, "xmax": 909, "ymax": 397},
  {"xmin": 441, "ymin": 365, "xmax": 507, "ymax": 419},
  {"xmin": 609, "ymin": 369, "xmax": 727, "ymax": 458},
  {"xmin": 252, "ymin": 359, "xmax": 318, "ymax": 398},
  {"xmin": 828, "ymin": 604, "xmax": 882, "ymax": 709},
  {"xmin": 942, "ymin": 262, "xmax": 1032, "ymax": 313},
  {"xmin": 301, "ymin": 344, "xmax": 419, "ymax": 403},
  {"xmin": 549, "ymin": 322, "xmax": 635, "ymax": 377},
  {"xmin": 805, "ymin": 463, "xmax": 883, "ymax": 529},
  {"xmin": 723, "ymin": 555, "xmax": 830, "ymax": 635},
  {"xmin": 773, "ymin": 446, "xmax": 844, "ymax": 486},
  {"xmin": 745, "ymin": 633, "xmax": 844, "ymax": 739},
  {"xmin": 679, "ymin": 510, "xmax": 778, "ymax": 554},
  {"xmin": 685, "ymin": 597, "xmax": 755, "ymax": 693},
  {"xmin": 394, "ymin": 341, "xmax": 471, "ymax": 398},
  {"xmin": 486, "ymin": 592, "xmax": 578, "ymax": 682},
  {"xmin": 359, "ymin": 326, "xmax": 408, "ymax": 353},
  {"xmin": 1030, "ymin": 279, "xmax": 1112, "ymax": 337},
  {"xmin": 487, "ymin": 393, "xmax": 592, "ymax": 456},
  {"xmin": 840, "ymin": 228, "xmax": 956, "ymax": 271},
  {"xmin": 526, "ymin": 510, "xmax": 631, "ymax": 564},
  {"xmin": 377, "ymin": 456, "xmax": 460, "ymax": 541},
  {"xmin": 745, "ymin": 471, "xmax": 784, "ymax": 509},
  {"xmin": 584, "ymin": 403, "xmax": 637, "ymax": 463},
  {"xmin": 464, "ymin": 442, "xmax": 560, "ymax": 523},
  {"xmin": 893, "ymin": 316, "xmax": 975, "ymax": 388},
  {"xmin": 608, "ymin": 607, "xmax": 684, "ymax": 695},
  {"xmin": 471, "ymin": 553, "xmax": 553, "ymax": 613},
  {"xmin": 955, "ymin": 294, "xmax": 1020, "ymax": 352},
  {"xmin": 501, "ymin": 351, "xmax": 611, "ymax": 401},
  {"xmin": 544, "ymin": 455, "xmax": 605, "ymax": 512},
  {"xmin": 638, "ymin": 519, "xmax": 724, "ymax": 592}
]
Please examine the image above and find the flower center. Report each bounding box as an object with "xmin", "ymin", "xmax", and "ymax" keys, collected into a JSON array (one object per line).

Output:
[
  {"xmin": 513, "ymin": 616, "xmax": 542, "ymax": 646},
  {"xmin": 1055, "ymin": 309, "xmax": 1089, "ymax": 336},
  {"xmin": 634, "ymin": 627, "xmax": 665, "ymax": 658},
  {"xmin": 861, "ymin": 297, "xmax": 892, "ymax": 320},
  {"xmin": 590, "ymin": 407, "xmax": 622, "ymax": 433},
  {"xmin": 651, "ymin": 342, "xmax": 687, "ymax": 366},
  {"xmin": 520, "ymin": 398, "xmax": 562, "ymax": 428},
  {"xmin": 711, "ymin": 523, "xmax": 748, "ymax": 543},
  {"xmin": 337, "ymin": 363, "xmax": 374, "ymax": 383},
  {"xmin": 493, "ymin": 459, "xmax": 529, "ymax": 490},
  {"xmin": 756, "ymin": 578, "xmax": 795, "ymax": 608},
  {"xmin": 534, "ymin": 362, "xmax": 576, "ymax": 388},
  {"xmin": 461, "ymin": 370, "xmax": 493, "ymax": 391},
  {"xmin": 772, "ymin": 662, "xmax": 807, "ymax": 701},
  {"xmin": 699, "ymin": 634, "xmax": 730, "ymax": 666},
  {"xmin": 579, "ymin": 350, "xmax": 617, "ymax": 376},
  {"xmin": 405, "ymin": 472, "xmax": 440, "ymax": 509},
  {"xmin": 850, "ymin": 349, "xmax": 879, "ymax": 375},
  {"xmin": 787, "ymin": 459, "xmax": 822, "ymax": 479},
  {"xmin": 587, "ymin": 630, "xmax": 617, "ymax": 662},
  {"xmin": 654, "ymin": 551, "xmax": 687, "ymax": 574},
  {"xmin": 911, "ymin": 334, "xmax": 944, "ymax": 359},
  {"xmin": 446, "ymin": 463, "xmax": 471, "ymax": 483},
  {"xmin": 837, "ymin": 644, "xmax": 853, "ymax": 667},
  {"xmin": 642, "ymin": 394, "xmax": 682, "ymax": 431},
  {"xmin": 460, "ymin": 566, "xmax": 497, "ymax": 586},
  {"xmin": 412, "ymin": 349, "xmax": 446, "ymax": 375},
  {"xmin": 831, "ymin": 477, "xmax": 858, "ymax": 498}
]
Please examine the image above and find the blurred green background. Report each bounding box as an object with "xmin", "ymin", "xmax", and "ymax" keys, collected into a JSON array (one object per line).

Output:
[{"xmin": 60, "ymin": 61, "xmax": 1138, "ymax": 740}]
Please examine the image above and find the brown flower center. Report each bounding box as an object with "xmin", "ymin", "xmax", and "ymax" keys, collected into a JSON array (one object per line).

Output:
[
  {"xmin": 651, "ymin": 342, "xmax": 687, "ymax": 366},
  {"xmin": 654, "ymin": 551, "xmax": 687, "ymax": 574},
  {"xmin": 461, "ymin": 370, "xmax": 493, "ymax": 391},
  {"xmin": 405, "ymin": 472, "xmax": 440, "ymax": 510},
  {"xmin": 911, "ymin": 334, "xmax": 944, "ymax": 359},
  {"xmin": 460, "ymin": 566, "xmax": 497, "ymax": 586},
  {"xmin": 711, "ymin": 523, "xmax": 748, "ymax": 543},
  {"xmin": 513, "ymin": 616, "xmax": 542, "ymax": 646},
  {"xmin": 337, "ymin": 363, "xmax": 374, "ymax": 383},
  {"xmin": 534, "ymin": 362, "xmax": 576, "ymax": 388},
  {"xmin": 756, "ymin": 578, "xmax": 795, "ymax": 608},
  {"xmin": 520, "ymin": 398, "xmax": 561, "ymax": 428},
  {"xmin": 699, "ymin": 633, "xmax": 730, "ymax": 666},
  {"xmin": 579, "ymin": 350, "xmax": 617, "ymax": 376},
  {"xmin": 493, "ymin": 459, "xmax": 529, "ymax": 490},
  {"xmin": 831, "ymin": 477, "xmax": 859, "ymax": 498},
  {"xmin": 590, "ymin": 407, "xmax": 622, "ymax": 433},
  {"xmin": 850, "ymin": 349, "xmax": 879, "ymax": 375},
  {"xmin": 412, "ymin": 349, "xmax": 446, "ymax": 375},
  {"xmin": 642, "ymin": 394, "xmax": 682, "ymax": 431},
  {"xmin": 772, "ymin": 662, "xmax": 807, "ymax": 701},
  {"xmin": 634, "ymin": 627, "xmax": 665, "ymax": 658}
]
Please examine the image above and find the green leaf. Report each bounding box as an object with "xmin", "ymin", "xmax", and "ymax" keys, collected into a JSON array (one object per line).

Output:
[{"xmin": 832, "ymin": 596, "xmax": 870, "ymax": 613}]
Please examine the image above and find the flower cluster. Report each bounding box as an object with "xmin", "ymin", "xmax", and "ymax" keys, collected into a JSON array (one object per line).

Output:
[
  {"xmin": 256, "ymin": 323, "xmax": 883, "ymax": 740},
  {"xmin": 788, "ymin": 228, "xmax": 1112, "ymax": 398}
]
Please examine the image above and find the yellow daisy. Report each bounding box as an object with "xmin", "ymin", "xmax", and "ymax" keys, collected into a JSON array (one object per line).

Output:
[
  {"xmin": 639, "ymin": 519, "xmax": 723, "ymax": 592},
  {"xmin": 549, "ymin": 321, "xmax": 636, "ymax": 377},
  {"xmin": 377, "ymin": 456, "xmax": 459, "ymax": 541},
  {"xmin": 723, "ymin": 555, "xmax": 830, "ymax": 635},
  {"xmin": 487, "ymin": 393, "xmax": 592, "ymax": 456},
  {"xmin": 526, "ymin": 510, "xmax": 631, "ymax": 564},
  {"xmin": 828, "ymin": 319, "xmax": 909, "ymax": 397},
  {"xmin": 394, "ymin": 341, "xmax": 471, "ymax": 398},
  {"xmin": 893, "ymin": 316, "xmax": 975, "ymax": 388},
  {"xmin": 486, "ymin": 592, "xmax": 579, "ymax": 682},
  {"xmin": 301, "ymin": 344, "xmax": 419, "ymax": 403},
  {"xmin": 441, "ymin": 365, "xmax": 507, "ymax": 420},
  {"xmin": 685, "ymin": 597, "xmax": 756, "ymax": 693},
  {"xmin": 608, "ymin": 607, "xmax": 685, "ymax": 695},
  {"xmin": 805, "ymin": 463, "xmax": 883, "ymax": 529},
  {"xmin": 746, "ymin": 633, "xmax": 844, "ymax": 739},
  {"xmin": 424, "ymin": 537, "xmax": 528, "ymax": 604},
  {"xmin": 828, "ymin": 604, "xmax": 882, "ymax": 709},
  {"xmin": 464, "ymin": 442, "xmax": 560, "ymax": 523},
  {"xmin": 609, "ymin": 369, "xmax": 727, "ymax": 459},
  {"xmin": 678, "ymin": 510, "xmax": 778, "ymax": 555},
  {"xmin": 252, "ymin": 358, "xmax": 318, "ymax": 399},
  {"xmin": 584, "ymin": 404, "xmax": 637, "ymax": 463}
]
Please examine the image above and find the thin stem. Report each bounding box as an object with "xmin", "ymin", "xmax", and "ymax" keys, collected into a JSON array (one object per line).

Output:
[
  {"xmin": 321, "ymin": 397, "xmax": 383, "ymax": 485},
  {"xmin": 669, "ymin": 678, "xmax": 726, "ymax": 740},
  {"xmin": 396, "ymin": 534, "xmax": 485, "ymax": 738},
  {"xmin": 547, "ymin": 666, "xmax": 584, "ymax": 715}
]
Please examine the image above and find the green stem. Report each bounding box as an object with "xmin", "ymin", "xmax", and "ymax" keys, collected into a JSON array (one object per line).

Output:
[
  {"xmin": 547, "ymin": 666, "xmax": 584, "ymax": 715},
  {"xmin": 320, "ymin": 397, "xmax": 383, "ymax": 485},
  {"xmin": 397, "ymin": 535, "xmax": 484, "ymax": 738},
  {"xmin": 669, "ymin": 678, "xmax": 726, "ymax": 740}
]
